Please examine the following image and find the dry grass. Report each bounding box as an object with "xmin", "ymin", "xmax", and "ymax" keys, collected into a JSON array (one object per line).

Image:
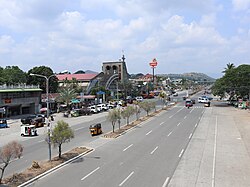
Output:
[{"xmin": 3, "ymin": 147, "xmax": 92, "ymax": 187}]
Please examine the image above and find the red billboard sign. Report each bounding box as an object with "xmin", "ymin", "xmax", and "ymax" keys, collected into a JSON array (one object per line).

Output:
[{"xmin": 149, "ymin": 58, "xmax": 158, "ymax": 67}]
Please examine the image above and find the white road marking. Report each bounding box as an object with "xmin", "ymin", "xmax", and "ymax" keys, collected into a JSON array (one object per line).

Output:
[
  {"xmin": 38, "ymin": 140, "xmax": 44, "ymax": 143},
  {"xmin": 146, "ymin": 130, "xmax": 152, "ymax": 136},
  {"xmin": 81, "ymin": 167, "xmax": 100, "ymax": 181},
  {"xmin": 179, "ymin": 149, "xmax": 184, "ymax": 158},
  {"xmin": 212, "ymin": 116, "xmax": 218, "ymax": 187},
  {"xmin": 169, "ymin": 107, "xmax": 184, "ymax": 119},
  {"xmin": 189, "ymin": 133, "xmax": 193, "ymax": 139},
  {"xmin": 184, "ymin": 116, "xmax": 187, "ymax": 119},
  {"xmin": 167, "ymin": 131, "xmax": 172, "ymax": 137},
  {"xmin": 162, "ymin": 177, "xmax": 170, "ymax": 187},
  {"xmin": 150, "ymin": 146, "xmax": 158, "ymax": 154},
  {"xmin": 190, "ymin": 108, "xmax": 194, "ymax": 113},
  {"xmin": 119, "ymin": 171, "xmax": 134, "ymax": 186},
  {"xmin": 195, "ymin": 123, "xmax": 198, "ymax": 127},
  {"xmin": 177, "ymin": 107, "xmax": 184, "ymax": 113},
  {"xmin": 123, "ymin": 144, "xmax": 133, "ymax": 152},
  {"xmin": 160, "ymin": 122, "xmax": 164, "ymax": 126},
  {"xmin": 177, "ymin": 122, "xmax": 181, "ymax": 126}
]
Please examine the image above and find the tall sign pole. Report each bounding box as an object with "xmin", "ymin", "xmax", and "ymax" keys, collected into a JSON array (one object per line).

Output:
[{"xmin": 149, "ymin": 58, "xmax": 158, "ymax": 89}]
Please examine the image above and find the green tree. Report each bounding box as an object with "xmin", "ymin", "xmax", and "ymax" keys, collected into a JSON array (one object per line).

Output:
[
  {"xmin": 159, "ymin": 91, "xmax": 167, "ymax": 109},
  {"xmin": 51, "ymin": 120, "xmax": 74, "ymax": 158},
  {"xmin": 0, "ymin": 141, "xmax": 23, "ymax": 184},
  {"xmin": 107, "ymin": 109, "xmax": 120, "ymax": 132},
  {"xmin": 121, "ymin": 106, "xmax": 135, "ymax": 125},
  {"xmin": 119, "ymin": 80, "xmax": 133, "ymax": 99},
  {"xmin": 139, "ymin": 101, "xmax": 153, "ymax": 116},
  {"xmin": 0, "ymin": 67, "xmax": 5, "ymax": 85},
  {"xmin": 0, "ymin": 66, "xmax": 27, "ymax": 85},
  {"xmin": 212, "ymin": 64, "xmax": 250, "ymax": 99},
  {"xmin": 27, "ymin": 66, "xmax": 58, "ymax": 93},
  {"xmin": 150, "ymin": 101, "xmax": 156, "ymax": 112},
  {"xmin": 134, "ymin": 105, "xmax": 141, "ymax": 120},
  {"xmin": 222, "ymin": 62, "xmax": 235, "ymax": 73}
]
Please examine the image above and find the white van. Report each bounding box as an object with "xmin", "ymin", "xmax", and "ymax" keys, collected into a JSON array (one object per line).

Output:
[{"xmin": 198, "ymin": 97, "xmax": 209, "ymax": 103}]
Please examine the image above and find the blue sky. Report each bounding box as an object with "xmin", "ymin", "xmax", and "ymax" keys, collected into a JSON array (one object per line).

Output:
[{"xmin": 0, "ymin": 0, "xmax": 250, "ymax": 78}]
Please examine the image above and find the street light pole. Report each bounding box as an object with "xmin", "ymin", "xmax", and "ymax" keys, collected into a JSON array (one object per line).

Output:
[{"xmin": 30, "ymin": 73, "xmax": 55, "ymax": 161}]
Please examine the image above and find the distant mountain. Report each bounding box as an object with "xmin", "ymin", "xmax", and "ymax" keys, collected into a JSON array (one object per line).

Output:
[
  {"xmin": 85, "ymin": 70, "xmax": 98, "ymax": 74},
  {"xmin": 129, "ymin": 73, "xmax": 144, "ymax": 79},
  {"xmin": 157, "ymin": 72, "xmax": 216, "ymax": 82}
]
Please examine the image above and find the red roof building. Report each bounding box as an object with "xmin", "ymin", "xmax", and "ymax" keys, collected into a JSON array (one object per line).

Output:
[{"xmin": 56, "ymin": 73, "xmax": 99, "ymax": 88}]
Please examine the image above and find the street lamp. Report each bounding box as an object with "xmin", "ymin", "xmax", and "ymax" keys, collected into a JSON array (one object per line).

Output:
[{"xmin": 30, "ymin": 73, "xmax": 55, "ymax": 161}]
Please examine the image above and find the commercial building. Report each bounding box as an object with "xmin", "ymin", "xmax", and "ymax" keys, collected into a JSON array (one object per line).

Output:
[{"xmin": 0, "ymin": 85, "xmax": 42, "ymax": 117}]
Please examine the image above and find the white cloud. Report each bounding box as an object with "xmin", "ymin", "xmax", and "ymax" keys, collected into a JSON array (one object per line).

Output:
[
  {"xmin": 0, "ymin": 0, "xmax": 249, "ymax": 78},
  {"xmin": 0, "ymin": 35, "xmax": 15, "ymax": 53},
  {"xmin": 232, "ymin": 0, "xmax": 250, "ymax": 11}
]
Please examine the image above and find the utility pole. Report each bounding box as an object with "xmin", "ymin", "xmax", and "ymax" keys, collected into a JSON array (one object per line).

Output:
[{"xmin": 30, "ymin": 73, "xmax": 55, "ymax": 161}]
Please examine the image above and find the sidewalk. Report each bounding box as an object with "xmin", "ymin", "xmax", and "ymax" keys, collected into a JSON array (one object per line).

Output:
[{"xmin": 169, "ymin": 103, "xmax": 250, "ymax": 187}]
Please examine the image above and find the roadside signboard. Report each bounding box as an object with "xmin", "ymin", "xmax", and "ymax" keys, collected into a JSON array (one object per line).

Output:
[{"xmin": 149, "ymin": 58, "xmax": 158, "ymax": 67}]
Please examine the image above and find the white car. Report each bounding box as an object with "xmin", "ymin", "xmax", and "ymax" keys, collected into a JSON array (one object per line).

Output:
[
  {"xmin": 88, "ymin": 105, "xmax": 98, "ymax": 113},
  {"xmin": 106, "ymin": 103, "xmax": 114, "ymax": 109},
  {"xmin": 97, "ymin": 104, "xmax": 108, "ymax": 111},
  {"xmin": 198, "ymin": 97, "xmax": 209, "ymax": 103},
  {"xmin": 135, "ymin": 96, "xmax": 143, "ymax": 102}
]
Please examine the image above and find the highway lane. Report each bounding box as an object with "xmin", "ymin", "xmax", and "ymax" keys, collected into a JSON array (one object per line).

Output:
[
  {"xmin": 30, "ymin": 102, "xmax": 208, "ymax": 187},
  {"xmin": 3, "ymin": 102, "xmax": 164, "ymax": 177}
]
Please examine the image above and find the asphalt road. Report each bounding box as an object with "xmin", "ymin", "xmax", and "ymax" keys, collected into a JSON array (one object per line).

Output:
[
  {"xmin": 28, "ymin": 97, "xmax": 207, "ymax": 187},
  {"xmin": 3, "ymin": 99, "xmax": 163, "ymax": 177}
]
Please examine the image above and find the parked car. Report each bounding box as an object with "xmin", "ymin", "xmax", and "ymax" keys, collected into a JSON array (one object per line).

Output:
[
  {"xmin": 88, "ymin": 105, "xmax": 98, "ymax": 114},
  {"xmin": 97, "ymin": 104, "xmax": 108, "ymax": 111},
  {"xmin": 106, "ymin": 103, "xmax": 115, "ymax": 109},
  {"xmin": 21, "ymin": 115, "xmax": 44, "ymax": 125},
  {"xmin": 135, "ymin": 96, "xmax": 143, "ymax": 102}
]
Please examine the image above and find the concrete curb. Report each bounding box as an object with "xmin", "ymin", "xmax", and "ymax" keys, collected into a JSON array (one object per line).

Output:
[{"xmin": 18, "ymin": 147, "xmax": 93, "ymax": 187}]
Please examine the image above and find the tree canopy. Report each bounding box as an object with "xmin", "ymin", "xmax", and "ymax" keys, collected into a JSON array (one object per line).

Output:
[
  {"xmin": 0, "ymin": 66, "xmax": 27, "ymax": 85},
  {"xmin": 212, "ymin": 64, "xmax": 250, "ymax": 99},
  {"xmin": 51, "ymin": 120, "xmax": 74, "ymax": 158},
  {"xmin": 27, "ymin": 66, "xmax": 58, "ymax": 93}
]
